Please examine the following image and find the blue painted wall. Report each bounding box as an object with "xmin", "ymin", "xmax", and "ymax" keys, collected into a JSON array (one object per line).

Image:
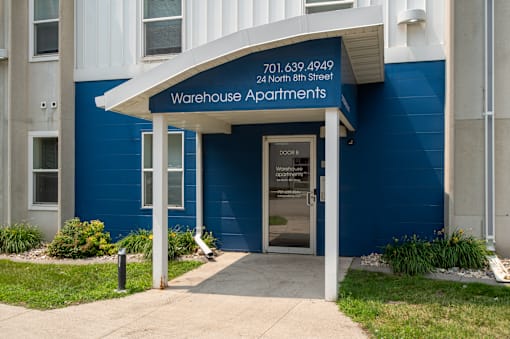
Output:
[
  {"xmin": 75, "ymin": 80, "xmax": 197, "ymax": 240},
  {"xmin": 203, "ymin": 61, "xmax": 445, "ymax": 256},
  {"xmin": 74, "ymin": 60, "xmax": 444, "ymax": 254},
  {"xmin": 340, "ymin": 60, "xmax": 445, "ymax": 255},
  {"xmin": 203, "ymin": 123, "xmax": 325, "ymax": 252}
]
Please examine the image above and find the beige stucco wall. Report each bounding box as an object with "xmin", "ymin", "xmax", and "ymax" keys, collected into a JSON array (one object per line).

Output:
[
  {"xmin": 8, "ymin": 0, "xmax": 30, "ymax": 225},
  {"xmin": 452, "ymin": 0, "xmax": 510, "ymax": 256},
  {"xmin": 0, "ymin": 0, "xmax": 8, "ymax": 225},
  {"xmin": 58, "ymin": 0, "xmax": 75, "ymax": 231},
  {"xmin": 7, "ymin": 0, "xmax": 61, "ymax": 240}
]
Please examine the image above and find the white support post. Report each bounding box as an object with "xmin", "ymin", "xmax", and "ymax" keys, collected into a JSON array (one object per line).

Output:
[
  {"xmin": 196, "ymin": 132, "xmax": 203, "ymax": 231},
  {"xmin": 152, "ymin": 115, "xmax": 169, "ymax": 289},
  {"xmin": 325, "ymin": 108, "xmax": 340, "ymax": 301}
]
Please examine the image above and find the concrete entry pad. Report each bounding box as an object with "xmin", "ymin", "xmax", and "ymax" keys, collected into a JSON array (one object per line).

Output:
[
  {"xmin": 0, "ymin": 252, "xmax": 367, "ymax": 338},
  {"xmin": 174, "ymin": 252, "xmax": 353, "ymax": 299}
]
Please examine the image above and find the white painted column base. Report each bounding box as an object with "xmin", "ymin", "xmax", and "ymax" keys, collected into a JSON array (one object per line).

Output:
[
  {"xmin": 324, "ymin": 108, "xmax": 340, "ymax": 301},
  {"xmin": 152, "ymin": 115, "xmax": 169, "ymax": 288}
]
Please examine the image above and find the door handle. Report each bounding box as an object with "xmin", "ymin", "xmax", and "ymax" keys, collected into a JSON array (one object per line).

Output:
[{"xmin": 306, "ymin": 191, "xmax": 316, "ymax": 206}]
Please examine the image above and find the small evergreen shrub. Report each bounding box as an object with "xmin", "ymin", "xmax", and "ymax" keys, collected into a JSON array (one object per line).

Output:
[
  {"xmin": 383, "ymin": 228, "xmax": 490, "ymax": 276},
  {"xmin": 116, "ymin": 228, "xmax": 152, "ymax": 254},
  {"xmin": 47, "ymin": 218, "xmax": 117, "ymax": 258},
  {"xmin": 0, "ymin": 223, "xmax": 43, "ymax": 254}
]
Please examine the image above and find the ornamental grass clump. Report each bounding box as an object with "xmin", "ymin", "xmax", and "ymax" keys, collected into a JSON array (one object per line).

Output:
[
  {"xmin": 430, "ymin": 229, "xmax": 489, "ymax": 270},
  {"xmin": 383, "ymin": 228, "xmax": 490, "ymax": 276},
  {"xmin": 116, "ymin": 228, "xmax": 152, "ymax": 254},
  {"xmin": 382, "ymin": 235, "xmax": 435, "ymax": 276},
  {"xmin": 47, "ymin": 218, "xmax": 117, "ymax": 258},
  {"xmin": 0, "ymin": 223, "xmax": 43, "ymax": 254},
  {"xmin": 136, "ymin": 226, "xmax": 217, "ymax": 260}
]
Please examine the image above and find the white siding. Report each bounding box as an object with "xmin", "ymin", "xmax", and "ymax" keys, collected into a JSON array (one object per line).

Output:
[{"xmin": 74, "ymin": 0, "xmax": 445, "ymax": 82}]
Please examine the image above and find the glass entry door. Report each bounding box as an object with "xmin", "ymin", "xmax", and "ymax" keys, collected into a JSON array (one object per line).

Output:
[{"xmin": 263, "ymin": 136, "xmax": 316, "ymax": 254}]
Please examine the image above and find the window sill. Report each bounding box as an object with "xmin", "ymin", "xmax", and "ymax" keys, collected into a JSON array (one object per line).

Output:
[
  {"xmin": 29, "ymin": 204, "xmax": 58, "ymax": 211},
  {"xmin": 140, "ymin": 54, "xmax": 179, "ymax": 64},
  {"xmin": 141, "ymin": 206, "xmax": 185, "ymax": 211},
  {"xmin": 29, "ymin": 54, "xmax": 59, "ymax": 63}
]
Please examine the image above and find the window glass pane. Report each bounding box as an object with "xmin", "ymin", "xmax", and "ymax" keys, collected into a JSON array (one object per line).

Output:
[
  {"xmin": 34, "ymin": 172, "xmax": 58, "ymax": 204},
  {"xmin": 168, "ymin": 134, "xmax": 182, "ymax": 169},
  {"xmin": 35, "ymin": 22, "xmax": 59, "ymax": 55},
  {"xmin": 145, "ymin": 19, "xmax": 182, "ymax": 55},
  {"xmin": 144, "ymin": 171, "xmax": 153, "ymax": 206},
  {"xmin": 142, "ymin": 132, "xmax": 183, "ymax": 207},
  {"xmin": 33, "ymin": 137, "xmax": 58, "ymax": 169},
  {"xmin": 34, "ymin": 0, "xmax": 59, "ymax": 21},
  {"xmin": 143, "ymin": 134, "xmax": 153, "ymax": 169},
  {"xmin": 168, "ymin": 172, "xmax": 183, "ymax": 206},
  {"xmin": 144, "ymin": 0, "xmax": 181, "ymax": 19}
]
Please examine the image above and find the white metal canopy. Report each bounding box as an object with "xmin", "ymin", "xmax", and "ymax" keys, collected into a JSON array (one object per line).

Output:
[
  {"xmin": 95, "ymin": 6, "xmax": 384, "ymax": 134},
  {"xmin": 95, "ymin": 6, "xmax": 384, "ymax": 301}
]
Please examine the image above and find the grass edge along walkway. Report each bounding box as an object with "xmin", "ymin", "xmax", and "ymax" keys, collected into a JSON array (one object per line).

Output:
[
  {"xmin": 338, "ymin": 269, "xmax": 510, "ymax": 339},
  {"xmin": 0, "ymin": 259, "xmax": 202, "ymax": 310}
]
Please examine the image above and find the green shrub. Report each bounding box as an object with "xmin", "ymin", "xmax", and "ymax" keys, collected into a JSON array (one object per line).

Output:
[
  {"xmin": 382, "ymin": 235, "xmax": 434, "ymax": 276},
  {"xmin": 47, "ymin": 218, "xmax": 117, "ymax": 258},
  {"xmin": 383, "ymin": 229, "xmax": 490, "ymax": 276},
  {"xmin": 202, "ymin": 230, "xmax": 217, "ymax": 249},
  {"xmin": 0, "ymin": 223, "xmax": 43, "ymax": 254},
  {"xmin": 430, "ymin": 229, "xmax": 488, "ymax": 270},
  {"xmin": 116, "ymin": 229, "xmax": 152, "ymax": 254}
]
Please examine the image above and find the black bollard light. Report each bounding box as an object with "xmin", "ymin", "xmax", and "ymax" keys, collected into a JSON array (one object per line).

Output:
[{"xmin": 116, "ymin": 248, "xmax": 127, "ymax": 293}]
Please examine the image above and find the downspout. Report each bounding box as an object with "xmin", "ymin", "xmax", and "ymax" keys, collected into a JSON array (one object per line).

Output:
[
  {"xmin": 484, "ymin": 0, "xmax": 496, "ymax": 251},
  {"xmin": 195, "ymin": 132, "xmax": 214, "ymax": 259}
]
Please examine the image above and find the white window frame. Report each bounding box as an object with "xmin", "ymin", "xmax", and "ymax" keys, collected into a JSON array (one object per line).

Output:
[
  {"xmin": 29, "ymin": 0, "xmax": 60, "ymax": 62},
  {"xmin": 141, "ymin": 131, "xmax": 185, "ymax": 210},
  {"xmin": 139, "ymin": 0, "xmax": 184, "ymax": 61},
  {"xmin": 303, "ymin": 0, "xmax": 356, "ymax": 14},
  {"xmin": 28, "ymin": 131, "xmax": 59, "ymax": 211}
]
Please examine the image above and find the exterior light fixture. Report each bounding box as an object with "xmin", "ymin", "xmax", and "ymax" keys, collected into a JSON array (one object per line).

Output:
[
  {"xmin": 397, "ymin": 9, "xmax": 426, "ymax": 25},
  {"xmin": 0, "ymin": 49, "xmax": 7, "ymax": 60}
]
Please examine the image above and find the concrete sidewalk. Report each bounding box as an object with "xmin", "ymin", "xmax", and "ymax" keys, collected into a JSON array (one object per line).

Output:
[{"xmin": 0, "ymin": 253, "xmax": 367, "ymax": 338}]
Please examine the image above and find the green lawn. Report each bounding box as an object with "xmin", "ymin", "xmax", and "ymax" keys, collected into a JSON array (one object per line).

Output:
[
  {"xmin": 338, "ymin": 270, "xmax": 510, "ymax": 339},
  {"xmin": 0, "ymin": 259, "xmax": 202, "ymax": 310}
]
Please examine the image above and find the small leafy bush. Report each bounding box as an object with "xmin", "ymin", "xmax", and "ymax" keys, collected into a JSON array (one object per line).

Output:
[
  {"xmin": 382, "ymin": 235, "xmax": 435, "ymax": 276},
  {"xmin": 116, "ymin": 229, "xmax": 152, "ymax": 254},
  {"xmin": 47, "ymin": 218, "xmax": 117, "ymax": 258},
  {"xmin": 383, "ymin": 228, "xmax": 489, "ymax": 275},
  {"xmin": 0, "ymin": 223, "xmax": 43, "ymax": 254}
]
